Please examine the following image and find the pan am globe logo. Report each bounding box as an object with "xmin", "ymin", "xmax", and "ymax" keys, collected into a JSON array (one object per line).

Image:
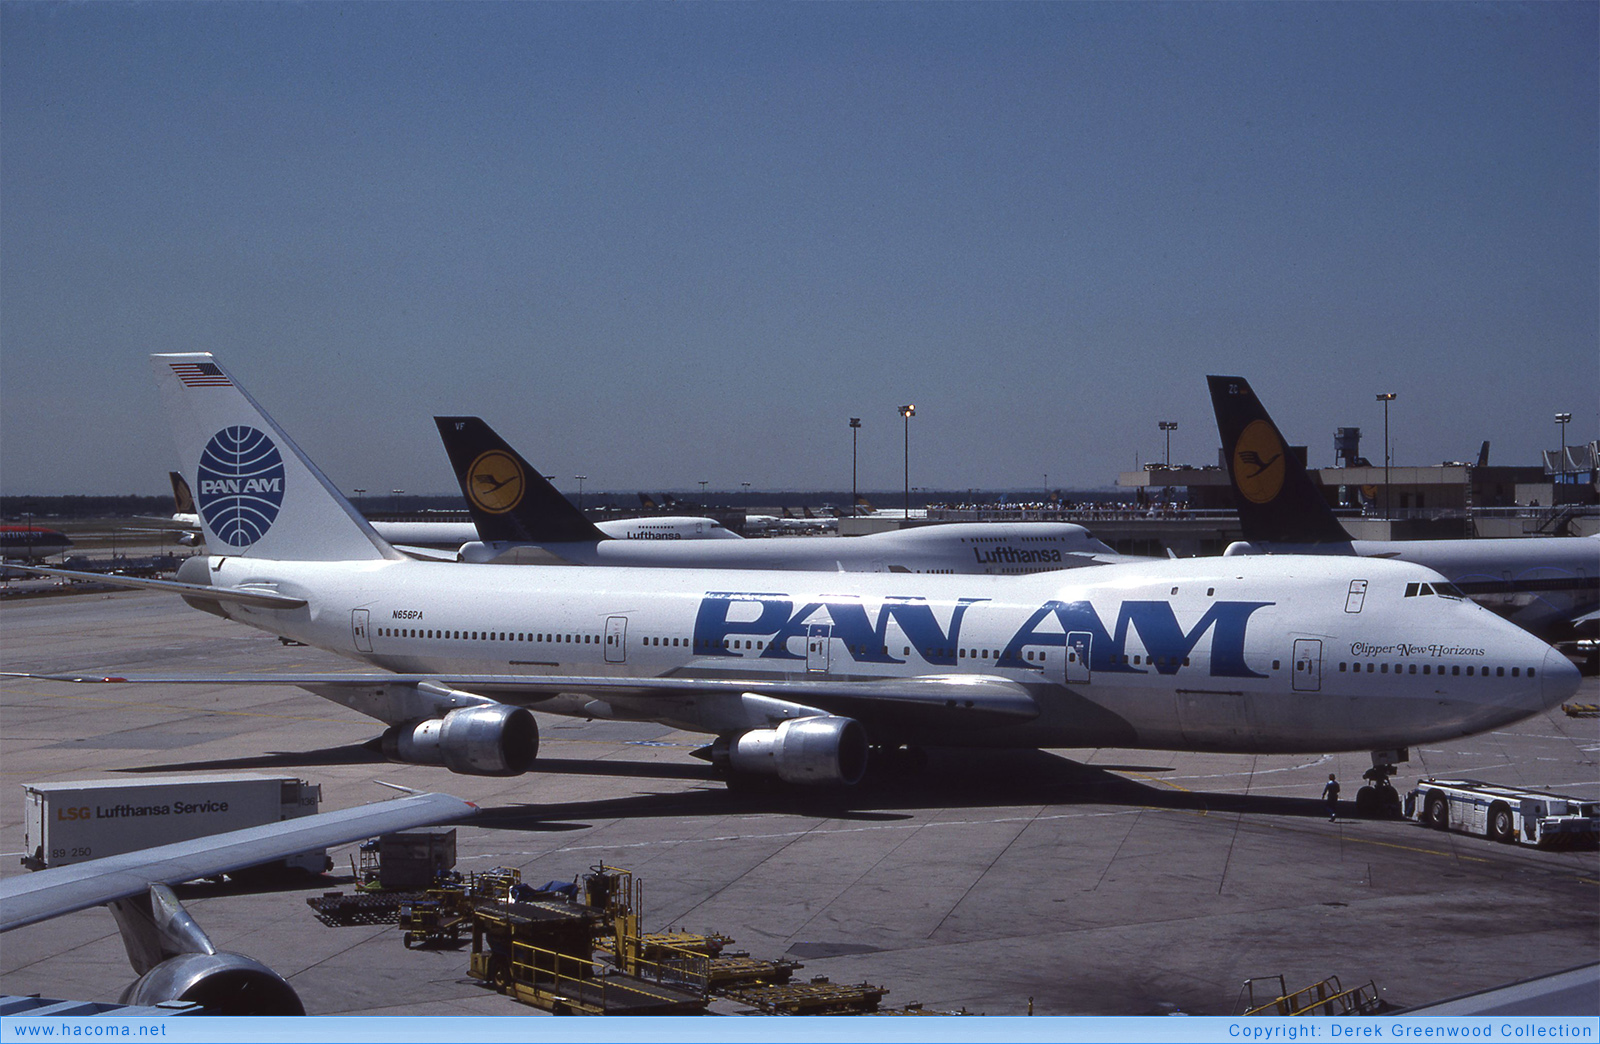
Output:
[{"xmin": 196, "ymin": 426, "xmax": 286, "ymax": 548}]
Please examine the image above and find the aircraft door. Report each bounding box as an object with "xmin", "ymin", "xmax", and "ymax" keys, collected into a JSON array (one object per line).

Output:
[
  {"xmin": 351, "ymin": 609, "xmax": 372, "ymax": 653},
  {"xmin": 806, "ymin": 624, "xmax": 832, "ymax": 673},
  {"xmin": 1065, "ymin": 631, "xmax": 1092, "ymax": 684},
  {"xmin": 605, "ymin": 616, "xmax": 627, "ymax": 664},
  {"xmin": 1344, "ymin": 580, "xmax": 1368, "ymax": 613},
  {"xmin": 1292, "ymin": 638, "xmax": 1322, "ymax": 692}
]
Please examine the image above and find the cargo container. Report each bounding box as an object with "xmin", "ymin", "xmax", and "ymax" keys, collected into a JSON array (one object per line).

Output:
[{"xmin": 22, "ymin": 773, "xmax": 329, "ymax": 874}]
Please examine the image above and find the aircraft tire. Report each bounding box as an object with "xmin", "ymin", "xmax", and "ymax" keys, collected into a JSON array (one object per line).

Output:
[
  {"xmin": 1424, "ymin": 791, "xmax": 1449, "ymax": 829},
  {"xmin": 1488, "ymin": 803, "xmax": 1515, "ymax": 844}
]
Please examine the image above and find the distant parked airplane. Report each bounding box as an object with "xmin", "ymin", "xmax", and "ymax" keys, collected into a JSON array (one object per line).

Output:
[{"xmin": 1209, "ymin": 374, "xmax": 1599, "ymax": 641}]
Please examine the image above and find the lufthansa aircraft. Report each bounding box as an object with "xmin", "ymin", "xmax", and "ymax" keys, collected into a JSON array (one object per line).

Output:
[
  {"xmin": 1210, "ymin": 375, "xmax": 1600, "ymax": 642},
  {"xmin": 14, "ymin": 355, "xmax": 1580, "ymax": 800},
  {"xmin": 436, "ymin": 415, "xmax": 1128, "ymax": 574},
  {"xmin": 158, "ymin": 469, "xmax": 741, "ymax": 554}
]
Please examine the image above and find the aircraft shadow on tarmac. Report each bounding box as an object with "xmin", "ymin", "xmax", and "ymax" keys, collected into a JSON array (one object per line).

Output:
[
  {"xmin": 471, "ymin": 747, "xmax": 1339, "ymax": 832},
  {"xmin": 115, "ymin": 743, "xmax": 1336, "ymax": 829}
]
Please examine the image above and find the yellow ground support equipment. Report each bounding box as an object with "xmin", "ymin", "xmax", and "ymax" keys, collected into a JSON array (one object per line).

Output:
[
  {"xmin": 724, "ymin": 975, "xmax": 890, "ymax": 1015},
  {"xmin": 1235, "ymin": 974, "xmax": 1382, "ymax": 1016}
]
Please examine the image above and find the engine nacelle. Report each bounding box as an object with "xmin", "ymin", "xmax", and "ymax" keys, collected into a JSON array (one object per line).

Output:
[
  {"xmin": 120, "ymin": 951, "xmax": 304, "ymax": 1016},
  {"xmin": 711, "ymin": 715, "xmax": 868, "ymax": 786},
  {"xmin": 381, "ymin": 704, "xmax": 538, "ymax": 776}
]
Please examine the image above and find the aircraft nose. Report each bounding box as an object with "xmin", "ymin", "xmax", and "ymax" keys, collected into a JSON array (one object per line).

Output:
[{"xmin": 1540, "ymin": 645, "xmax": 1581, "ymax": 712}]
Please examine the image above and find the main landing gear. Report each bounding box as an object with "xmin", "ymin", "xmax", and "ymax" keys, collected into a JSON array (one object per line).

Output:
[{"xmin": 1353, "ymin": 748, "xmax": 1407, "ymax": 819}]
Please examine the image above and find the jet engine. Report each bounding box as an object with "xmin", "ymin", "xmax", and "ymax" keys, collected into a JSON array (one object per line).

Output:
[
  {"xmin": 709, "ymin": 715, "xmax": 868, "ymax": 786},
  {"xmin": 381, "ymin": 704, "xmax": 538, "ymax": 776},
  {"xmin": 120, "ymin": 951, "xmax": 304, "ymax": 1016}
]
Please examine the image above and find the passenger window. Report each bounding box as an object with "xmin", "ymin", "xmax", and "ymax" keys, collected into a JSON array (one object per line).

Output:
[{"xmin": 1496, "ymin": 667, "xmax": 1504, "ymax": 677}]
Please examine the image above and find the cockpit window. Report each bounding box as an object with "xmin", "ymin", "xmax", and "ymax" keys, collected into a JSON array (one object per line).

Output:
[{"xmin": 1403, "ymin": 581, "xmax": 1461, "ymax": 599}]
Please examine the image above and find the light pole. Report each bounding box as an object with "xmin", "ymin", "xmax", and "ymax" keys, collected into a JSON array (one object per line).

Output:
[
  {"xmin": 1158, "ymin": 421, "xmax": 1178, "ymax": 468},
  {"xmin": 1376, "ymin": 393, "xmax": 1396, "ymax": 518},
  {"xmin": 1555, "ymin": 412, "xmax": 1572, "ymax": 505},
  {"xmin": 699, "ymin": 480, "xmax": 708, "ymax": 500},
  {"xmin": 849, "ymin": 418, "xmax": 861, "ymax": 514},
  {"xmin": 898, "ymin": 405, "xmax": 916, "ymax": 519},
  {"xmin": 574, "ymin": 475, "xmax": 587, "ymax": 513},
  {"xmin": 353, "ymin": 488, "xmax": 366, "ymax": 517},
  {"xmin": 391, "ymin": 489, "xmax": 404, "ymax": 514}
]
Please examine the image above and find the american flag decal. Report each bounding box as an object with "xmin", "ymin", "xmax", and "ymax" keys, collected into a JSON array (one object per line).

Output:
[{"xmin": 170, "ymin": 362, "xmax": 232, "ymax": 387}]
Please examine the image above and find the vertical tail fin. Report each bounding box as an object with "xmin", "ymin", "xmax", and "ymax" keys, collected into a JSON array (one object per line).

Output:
[
  {"xmin": 168, "ymin": 472, "xmax": 197, "ymax": 515},
  {"xmin": 433, "ymin": 417, "xmax": 608, "ymax": 543},
  {"xmin": 152, "ymin": 354, "xmax": 400, "ymax": 561},
  {"xmin": 1207, "ymin": 375, "xmax": 1351, "ymax": 544}
]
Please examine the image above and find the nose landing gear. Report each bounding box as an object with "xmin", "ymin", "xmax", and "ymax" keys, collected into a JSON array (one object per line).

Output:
[{"xmin": 1354, "ymin": 748, "xmax": 1407, "ymax": 819}]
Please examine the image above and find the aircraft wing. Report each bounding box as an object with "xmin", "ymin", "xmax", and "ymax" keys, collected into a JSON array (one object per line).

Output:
[
  {"xmin": 11, "ymin": 670, "xmax": 1041, "ymax": 728},
  {"xmin": 0, "ymin": 792, "xmax": 475, "ymax": 933}
]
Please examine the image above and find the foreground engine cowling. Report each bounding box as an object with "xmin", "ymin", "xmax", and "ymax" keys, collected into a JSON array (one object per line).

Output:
[
  {"xmin": 121, "ymin": 952, "xmax": 305, "ymax": 1015},
  {"xmin": 381, "ymin": 704, "xmax": 538, "ymax": 776},
  {"xmin": 710, "ymin": 715, "xmax": 868, "ymax": 786}
]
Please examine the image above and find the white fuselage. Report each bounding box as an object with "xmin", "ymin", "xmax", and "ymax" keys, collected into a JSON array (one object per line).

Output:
[
  {"xmin": 1226, "ymin": 535, "xmax": 1600, "ymax": 638},
  {"xmin": 370, "ymin": 515, "xmax": 739, "ymax": 548},
  {"xmin": 195, "ymin": 553, "xmax": 1574, "ymax": 755},
  {"xmin": 466, "ymin": 522, "xmax": 1134, "ymax": 575}
]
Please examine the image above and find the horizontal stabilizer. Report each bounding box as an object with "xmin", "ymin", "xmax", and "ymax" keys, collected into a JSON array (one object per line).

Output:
[{"xmin": 9, "ymin": 565, "xmax": 306, "ymax": 609}]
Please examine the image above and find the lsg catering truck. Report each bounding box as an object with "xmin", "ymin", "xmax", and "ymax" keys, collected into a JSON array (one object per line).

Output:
[
  {"xmin": 1404, "ymin": 778, "xmax": 1599, "ymax": 848},
  {"xmin": 23, "ymin": 774, "xmax": 331, "ymax": 875}
]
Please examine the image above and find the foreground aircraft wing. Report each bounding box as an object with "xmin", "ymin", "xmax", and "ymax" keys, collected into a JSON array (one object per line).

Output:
[
  {"xmin": 0, "ymin": 792, "xmax": 475, "ymax": 933},
  {"xmin": 8, "ymin": 565, "xmax": 307, "ymax": 609},
  {"xmin": 11, "ymin": 670, "xmax": 1041, "ymax": 728}
]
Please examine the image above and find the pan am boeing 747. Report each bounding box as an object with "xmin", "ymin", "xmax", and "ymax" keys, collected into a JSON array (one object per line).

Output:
[{"xmin": 11, "ymin": 356, "xmax": 1578, "ymax": 800}]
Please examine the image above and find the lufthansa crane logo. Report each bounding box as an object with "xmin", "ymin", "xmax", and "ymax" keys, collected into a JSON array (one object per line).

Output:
[
  {"xmin": 466, "ymin": 450, "xmax": 525, "ymax": 514},
  {"xmin": 1232, "ymin": 420, "xmax": 1286, "ymax": 504},
  {"xmin": 196, "ymin": 426, "xmax": 286, "ymax": 548}
]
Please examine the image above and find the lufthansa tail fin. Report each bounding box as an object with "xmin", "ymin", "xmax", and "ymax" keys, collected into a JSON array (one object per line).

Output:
[
  {"xmin": 433, "ymin": 417, "xmax": 608, "ymax": 544},
  {"xmin": 152, "ymin": 354, "xmax": 400, "ymax": 561},
  {"xmin": 169, "ymin": 472, "xmax": 197, "ymax": 515},
  {"xmin": 1207, "ymin": 375, "xmax": 1351, "ymax": 544}
]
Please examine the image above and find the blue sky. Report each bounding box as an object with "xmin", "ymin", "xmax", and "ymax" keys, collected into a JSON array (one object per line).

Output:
[{"xmin": 2, "ymin": 2, "xmax": 1595, "ymax": 497}]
